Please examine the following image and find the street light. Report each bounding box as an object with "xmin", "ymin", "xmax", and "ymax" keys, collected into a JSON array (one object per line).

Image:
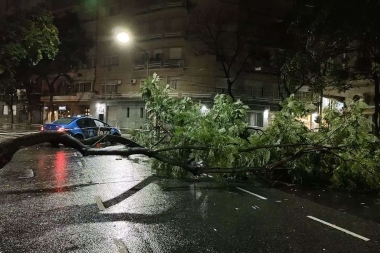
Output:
[
  {"xmin": 116, "ymin": 32, "xmax": 130, "ymax": 43},
  {"xmin": 116, "ymin": 32, "xmax": 149, "ymax": 78}
]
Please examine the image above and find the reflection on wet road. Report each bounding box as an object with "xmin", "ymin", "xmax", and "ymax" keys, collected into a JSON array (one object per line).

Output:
[{"xmin": 0, "ymin": 145, "xmax": 379, "ymax": 252}]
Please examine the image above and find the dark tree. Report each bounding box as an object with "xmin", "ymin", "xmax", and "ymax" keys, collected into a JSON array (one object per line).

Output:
[
  {"xmin": 188, "ymin": 0, "xmax": 278, "ymax": 100},
  {"xmin": 287, "ymin": 0, "xmax": 380, "ymax": 135},
  {"xmin": 17, "ymin": 11, "xmax": 94, "ymax": 123},
  {"xmin": 0, "ymin": 9, "xmax": 59, "ymax": 78}
]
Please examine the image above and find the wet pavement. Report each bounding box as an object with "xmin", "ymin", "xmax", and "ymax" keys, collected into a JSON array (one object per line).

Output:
[{"xmin": 0, "ymin": 142, "xmax": 380, "ymax": 252}]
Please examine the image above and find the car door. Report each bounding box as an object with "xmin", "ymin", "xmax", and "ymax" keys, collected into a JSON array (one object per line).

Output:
[
  {"xmin": 79, "ymin": 118, "xmax": 97, "ymax": 138},
  {"xmin": 94, "ymin": 119, "xmax": 112, "ymax": 135}
]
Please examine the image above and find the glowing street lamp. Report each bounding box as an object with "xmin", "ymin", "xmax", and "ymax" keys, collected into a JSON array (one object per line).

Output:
[{"xmin": 116, "ymin": 32, "xmax": 130, "ymax": 43}]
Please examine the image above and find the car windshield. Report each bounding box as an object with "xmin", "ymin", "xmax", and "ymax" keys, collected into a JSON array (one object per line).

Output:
[{"xmin": 52, "ymin": 118, "xmax": 75, "ymax": 124}]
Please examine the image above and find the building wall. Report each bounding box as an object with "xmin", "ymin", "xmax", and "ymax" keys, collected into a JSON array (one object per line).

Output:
[{"xmin": 0, "ymin": 0, "xmax": 292, "ymax": 130}]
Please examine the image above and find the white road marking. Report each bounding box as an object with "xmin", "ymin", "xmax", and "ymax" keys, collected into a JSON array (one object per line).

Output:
[
  {"xmin": 77, "ymin": 161, "xmax": 83, "ymax": 167},
  {"xmin": 94, "ymin": 196, "xmax": 106, "ymax": 211},
  {"xmin": 114, "ymin": 238, "xmax": 129, "ymax": 253},
  {"xmin": 307, "ymin": 216, "xmax": 370, "ymax": 241},
  {"xmin": 236, "ymin": 187, "xmax": 267, "ymax": 200}
]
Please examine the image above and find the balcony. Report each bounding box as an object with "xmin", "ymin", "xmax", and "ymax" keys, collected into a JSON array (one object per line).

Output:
[
  {"xmin": 163, "ymin": 60, "xmax": 184, "ymax": 68},
  {"xmin": 147, "ymin": 33, "xmax": 163, "ymax": 40},
  {"xmin": 41, "ymin": 92, "xmax": 95, "ymax": 102},
  {"xmin": 134, "ymin": 60, "xmax": 185, "ymax": 71},
  {"xmin": 96, "ymin": 92, "xmax": 141, "ymax": 100},
  {"xmin": 149, "ymin": 61, "xmax": 164, "ymax": 69},
  {"xmin": 135, "ymin": 31, "xmax": 183, "ymax": 42},
  {"xmin": 135, "ymin": 0, "xmax": 186, "ymax": 14},
  {"xmin": 164, "ymin": 31, "xmax": 183, "ymax": 38}
]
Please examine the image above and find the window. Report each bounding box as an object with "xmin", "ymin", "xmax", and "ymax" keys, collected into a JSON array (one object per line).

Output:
[
  {"xmin": 75, "ymin": 82, "xmax": 92, "ymax": 92},
  {"xmin": 102, "ymin": 85, "xmax": 118, "ymax": 94},
  {"xmin": 3, "ymin": 105, "xmax": 8, "ymax": 115},
  {"xmin": 79, "ymin": 57, "xmax": 94, "ymax": 69},
  {"xmin": 12, "ymin": 105, "xmax": 16, "ymax": 116},
  {"xmin": 140, "ymin": 108, "xmax": 144, "ymax": 118},
  {"xmin": 85, "ymin": 108, "xmax": 90, "ymax": 116},
  {"xmin": 127, "ymin": 108, "xmax": 130, "ymax": 118},
  {"xmin": 101, "ymin": 55, "xmax": 119, "ymax": 66},
  {"xmin": 94, "ymin": 119, "xmax": 106, "ymax": 127},
  {"xmin": 169, "ymin": 48, "xmax": 182, "ymax": 59},
  {"xmin": 248, "ymin": 112, "xmax": 263, "ymax": 127},
  {"xmin": 53, "ymin": 118, "xmax": 75, "ymax": 124},
  {"xmin": 168, "ymin": 77, "xmax": 181, "ymax": 89},
  {"xmin": 154, "ymin": 49, "xmax": 164, "ymax": 61},
  {"xmin": 77, "ymin": 118, "xmax": 96, "ymax": 129},
  {"xmin": 57, "ymin": 82, "xmax": 75, "ymax": 95},
  {"xmin": 138, "ymin": 52, "xmax": 149, "ymax": 63}
]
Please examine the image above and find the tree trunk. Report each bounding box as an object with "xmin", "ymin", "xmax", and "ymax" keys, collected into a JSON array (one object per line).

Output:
[
  {"xmin": 373, "ymin": 73, "xmax": 380, "ymax": 137},
  {"xmin": 48, "ymin": 94, "xmax": 53, "ymax": 122},
  {"xmin": 227, "ymin": 79, "xmax": 235, "ymax": 101},
  {"xmin": 10, "ymin": 96, "xmax": 14, "ymax": 125},
  {"xmin": 28, "ymin": 110, "xmax": 32, "ymax": 125},
  {"xmin": 26, "ymin": 87, "xmax": 33, "ymax": 125}
]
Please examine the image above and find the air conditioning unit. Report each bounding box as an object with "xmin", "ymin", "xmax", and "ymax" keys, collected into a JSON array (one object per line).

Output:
[{"xmin": 131, "ymin": 79, "xmax": 137, "ymax": 84}]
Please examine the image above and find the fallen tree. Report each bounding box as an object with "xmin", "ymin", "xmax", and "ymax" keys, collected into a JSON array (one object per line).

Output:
[
  {"xmin": 0, "ymin": 74, "xmax": 380, "ymax": 191},
  {"xmin": 0, "ymin": 131, "xmax": 339, "ymax": 176}
]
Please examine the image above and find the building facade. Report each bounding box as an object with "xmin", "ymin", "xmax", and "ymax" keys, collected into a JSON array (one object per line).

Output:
[{"xmin": 0, "ymin": 0, "xmax": 293, "ymax": 129}]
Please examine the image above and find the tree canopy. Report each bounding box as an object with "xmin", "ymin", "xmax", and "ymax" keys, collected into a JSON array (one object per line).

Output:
[
  {"xmin": 15, "ymin": 10, "xmax": 94, "ymax": 123},
  {"xmin": 0, "ymin": 9, "xmax": 59, "ymax": 79},
  {"xmin": 284, "ymin": 0, "xmax": 380, "ymax": 135},
  {"xmin": 132, "ymin": 74, "xmax": 380, "ymax": 191}
]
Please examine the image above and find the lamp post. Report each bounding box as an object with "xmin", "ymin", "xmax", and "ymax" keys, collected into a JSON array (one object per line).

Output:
[
  {"xmin": 116, "ymin": 32, "xmax": 149, "ymax": 78},
  {"xmin": 116, "ymin": 31, "xmax": 157, "ymax": 138}
]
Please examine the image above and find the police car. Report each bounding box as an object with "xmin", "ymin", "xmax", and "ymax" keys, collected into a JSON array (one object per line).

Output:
[{"xmin": 41, "ymin": 115, "xmax": 121, "ymax": 146}]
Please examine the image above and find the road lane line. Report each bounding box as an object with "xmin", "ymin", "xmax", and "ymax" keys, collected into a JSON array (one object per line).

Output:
[
  {"xmin": 307, "ymin": 216, "xmax": 370, "ymax": 241},
  {"xmin": 114, "ymin": 238, "xmax": 129, "ymax": 253},
  {"xmin": 94, "ymin": 196, "xmax": 106, "ymax": 211},
  {"xmin": 236, "ymin": 187, "xmax": 267, "ymax": 200}
]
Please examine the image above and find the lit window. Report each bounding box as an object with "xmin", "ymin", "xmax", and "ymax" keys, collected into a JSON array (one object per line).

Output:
[{"xmin": 248, "ymin": 112, "xmax": 263, "ymax": 127}]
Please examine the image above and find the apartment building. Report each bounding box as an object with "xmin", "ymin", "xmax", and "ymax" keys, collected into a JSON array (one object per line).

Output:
[{"xmin": 0, "ymin": 0, "xmax": 293, "ymax": 129}]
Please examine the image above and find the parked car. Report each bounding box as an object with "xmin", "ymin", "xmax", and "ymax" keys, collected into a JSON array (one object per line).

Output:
[{"xmin": 41, "ymin": 115, "xmax": 121, "ymax": 146}]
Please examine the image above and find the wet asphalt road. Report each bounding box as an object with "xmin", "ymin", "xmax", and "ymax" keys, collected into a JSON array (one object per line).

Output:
[{"xmin": 0, "ymin": 138, "xmax": 380, "ymax": 252}]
